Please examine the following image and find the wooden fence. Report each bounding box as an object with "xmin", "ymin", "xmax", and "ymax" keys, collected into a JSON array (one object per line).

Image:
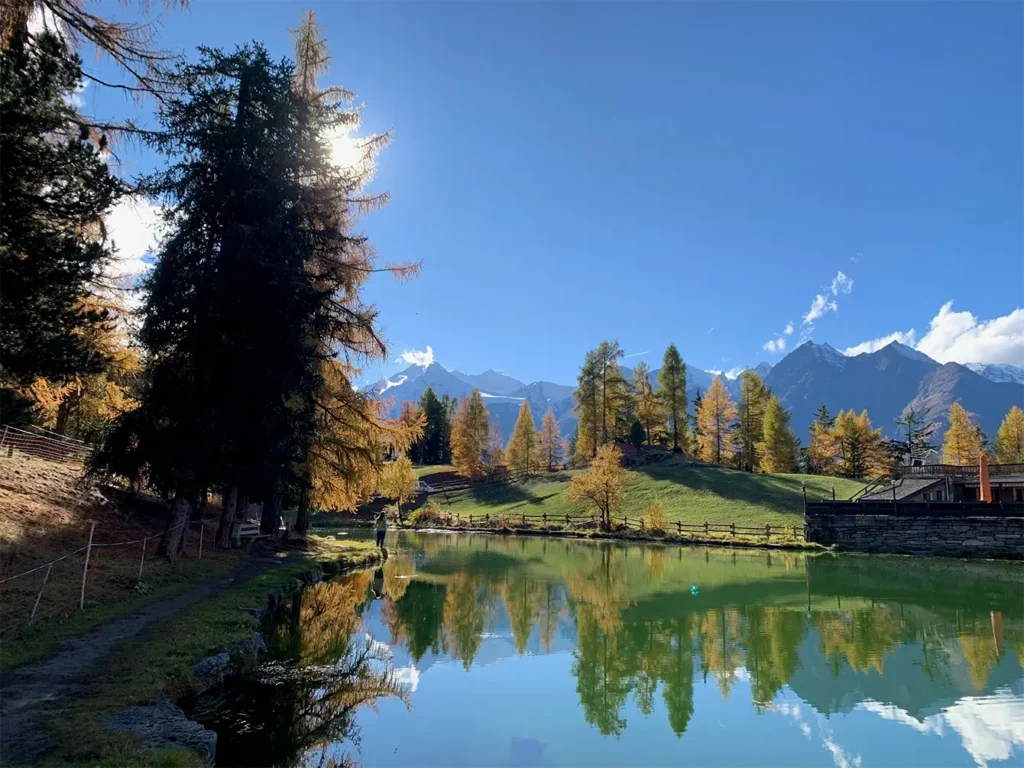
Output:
[
  {"xmin": 902, "ymin": 463, "xmax": 1024, "ymax": 478},
  {"xmin": 407, "ymin": 509, "xmax": 804, "ymax": 542}
]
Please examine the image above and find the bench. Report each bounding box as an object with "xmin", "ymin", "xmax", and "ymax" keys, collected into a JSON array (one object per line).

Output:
[{"xmin": 234, "ymin": 518, "xmax": 289, "ymax": 546}]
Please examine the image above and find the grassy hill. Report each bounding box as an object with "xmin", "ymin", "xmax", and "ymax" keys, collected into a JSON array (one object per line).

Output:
[{"xmin": 407, "ymin": 458, "xmax": 865, "ymax": 528}]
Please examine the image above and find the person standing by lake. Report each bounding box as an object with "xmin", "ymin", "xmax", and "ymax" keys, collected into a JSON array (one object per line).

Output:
[{"xmin": 374, "ymin": 509, "xmax": 388, "ymax": 548}]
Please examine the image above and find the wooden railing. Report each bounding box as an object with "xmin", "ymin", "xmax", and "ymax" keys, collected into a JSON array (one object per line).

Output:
[
  {"xmin": 902, "ymin": 463, "xmax": 1024, "ymax": 478},
  {"xmin": 407, "ymin": 509, "xmax": 804, "ymax": 542}
]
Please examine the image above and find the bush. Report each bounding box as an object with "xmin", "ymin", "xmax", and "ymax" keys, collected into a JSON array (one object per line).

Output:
[
  {"xmin": 643, "ymin": 499, "xmax": 668, "ymax": 533},
  {"xmin": 407, "ymin": 503, "xmax": 449, "ymax": 527}
]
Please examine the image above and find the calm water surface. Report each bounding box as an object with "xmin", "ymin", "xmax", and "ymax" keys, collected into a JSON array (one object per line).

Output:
[{"xmin": 198, "ymin": 532, "xmax": 1024, "ymax": 768}]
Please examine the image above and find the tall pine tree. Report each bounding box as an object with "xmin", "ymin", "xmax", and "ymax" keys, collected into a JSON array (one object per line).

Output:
[{"xmin": 658, "ymin": 344, "xmax": 688, "ymax": 452}]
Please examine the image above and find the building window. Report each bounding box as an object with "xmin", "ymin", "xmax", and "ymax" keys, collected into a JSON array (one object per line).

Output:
[
  {"xmin": 934, "ymin": 490, "xmax": 943, "ymax": 501},
  {"xmin": 922, "ymin": 492, "xmax": 930, "ymax": 502}
]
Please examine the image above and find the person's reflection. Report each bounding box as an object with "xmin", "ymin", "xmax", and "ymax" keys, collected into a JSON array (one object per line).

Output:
[{"xmin": 372, "ymin": 567, "xmax": 385, "ymax": 599}]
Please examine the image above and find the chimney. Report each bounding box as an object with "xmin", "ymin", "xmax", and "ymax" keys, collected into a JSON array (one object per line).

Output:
[{"xmin": 979, "ymin": 452, "xmax": 992, "ymax": 503}]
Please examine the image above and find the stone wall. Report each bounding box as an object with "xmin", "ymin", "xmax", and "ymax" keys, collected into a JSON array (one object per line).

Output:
[{"xmin": 805, "ymin": 503, "xmax": 1024, "ymax": 559}]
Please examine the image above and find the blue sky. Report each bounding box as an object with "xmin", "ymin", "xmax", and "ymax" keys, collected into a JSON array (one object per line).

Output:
[{"xmin": 87, "ymin": 1, "xmax": 1023, "ymax": 385}]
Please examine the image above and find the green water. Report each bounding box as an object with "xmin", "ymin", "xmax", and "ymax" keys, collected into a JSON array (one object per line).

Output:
[{"xmin": 200, "ymin": 532, "xmax": 1024, "ymax": 768}]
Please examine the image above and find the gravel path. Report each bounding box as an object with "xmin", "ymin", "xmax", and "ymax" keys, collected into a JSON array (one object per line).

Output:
[{"xmin": 0, "ymin": 560, "xmax": 277, "ymax": 765}]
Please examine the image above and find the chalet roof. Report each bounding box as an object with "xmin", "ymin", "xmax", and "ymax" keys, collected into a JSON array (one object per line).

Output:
[{"xmin": 860, "ymin": 477, "xmax": 945, "ymax": 502}]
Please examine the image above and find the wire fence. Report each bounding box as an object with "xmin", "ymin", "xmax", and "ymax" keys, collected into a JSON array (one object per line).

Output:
[
  {"xmin": 0, "ymin": 515, "xmax": 219, "ymax": 642},
  {"xmin": 403, "ymin": 509, "xmax": 806, "ymax": 544},
  {"xmin": 0, "ymin": 424, "xmax": 94, "ymax": 465}
]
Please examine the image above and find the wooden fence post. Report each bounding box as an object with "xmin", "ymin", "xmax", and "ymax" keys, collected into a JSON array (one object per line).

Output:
[
  {"xmin": 566, "ymin": 513, "xmax": 570, "ymax": 526},
  {"xmin": 30, "ymin": 563, "xmax": 53, "ymax": 625},
  {"xmin": 639, "ymin": 518, "xmax": 644, "ymax": 530},
  {"xmin": 522, "ymin": 512, "xmax": 526, "ymax": 525},
  {"xmin": 676, "ymin": 520, "xmax": 681, "ymax": 535},
  {"xmin": 543, "ymin": 513, "xmax": 547, "ymax": 526},
  {"xmin": 138, "ymin": 538, "xmax": 146, "ymax": 581},
  {"xmin": 730, "ymin": 523, "xmax": 735, "ymax": 537},
  {"xmin": 765, "ymin": 524, "xmax": 771, "ymax": 539},
  {"xmin": 704, "ymin": 521, "xmax": 709, "ymax": 536},
  {"xmin": 80, "ymin": 520, "xmax": 96, "ymax": 610},
  {"xmin": 469, "ymin": 514, "xmax": 473, "ymax": 526},
  {"xmin": 198, "ymin": 522, "xmax": 204, "ymax": 560}
]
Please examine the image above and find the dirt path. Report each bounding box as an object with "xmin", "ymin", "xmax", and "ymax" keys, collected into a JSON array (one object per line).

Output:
[{"xmin": 1, "ymin": 558, "xmax": 280, "ymax": 765}]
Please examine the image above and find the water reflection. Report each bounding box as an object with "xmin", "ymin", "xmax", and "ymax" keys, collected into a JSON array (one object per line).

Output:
[{"xmin": 203, "ymin": 533, "xmax": 1024, "ymax": 767}]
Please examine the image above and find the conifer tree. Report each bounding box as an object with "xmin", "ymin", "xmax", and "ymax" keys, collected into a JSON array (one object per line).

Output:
[
  {"xmin": 658, "ymin": 345, "xmax": 688, "ymax": 452},
  {"xmin": 632, "ymin": 361, "xmax": 663, "ymax": 447},
  {"xmin": 378, "ymin": 456, "xmax": 418, "ymax": 521},
  {"xmin": 596, "ymin": 341, "xmax": 628, "ymax": 444},
  {"xmin": 567, "ymin": 444, "xmax": 627, "ymax": 531},
  {"xmin": 737, "ymin": 370, "xmax": 770, "ymax": 472},
  {"xmin": 506, "ymin": 400, "xmax": 537, "ymax": 474},
  {"xmin": 696, "ymin": 376, "xmax": 737, "ymax": 464},
  {"xmin": 1, "ymin": 30, "xmax": 125, "ymax": 410},
  {"xmin": 538, "ymin": 407, "xmax": 563, "ymax": 471},
  {"xmin": 413, "ymin": 386, "xmax": 451, "ymax": 464},
  {"xmin": 834, "ymin": 410, "xmax": 890, "ymax": 479},
  {"xmin": 995, "ymin": 406, "xmax": 1024, "ymax": 464},
  {"xmin": 942, "ymin": 403, "xmax": 983, "ymax": 466},
  {"xmin": 757, "ymin": 396, "xmax": 798, "ymax": 473},
  {"xmin": 890, "ymin": 407, "xmax": 936, "ymax": 469},
  {"xmin": 690, "ymin": 389, "xmax": 703, "ymax": 454},
  {"xmin": 450, "ymin": 390, "xmax": 490, "ymax": 480},
  {"xmin": 575, "ymin": 350, "xmax": 599, "ymax": 459},
  {"xmin": 807, "ymin": 404, "xmax": 838, "ymax": 475}
]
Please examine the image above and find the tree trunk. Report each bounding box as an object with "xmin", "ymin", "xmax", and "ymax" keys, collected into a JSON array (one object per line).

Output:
[
  {"xmin": 54, "ymin": 398, "xmax": 73, "ymax": 436},
  {"xmin": 293, "ymin": 483, "xmax": 309, "ymax": 535},
  {"xmin": 158, "ymin": 494, "xmax": 191, "ymax": 563},
  {"xmin": 262, "ymin": 482, "xmax": 282, "ymax": 535},
  {"xmin": 216, "ymin": 485, "xmax": 238, "ymax": 549}
]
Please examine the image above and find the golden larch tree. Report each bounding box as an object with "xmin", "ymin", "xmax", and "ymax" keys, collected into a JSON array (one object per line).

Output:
[
  {"xmin": 942, "ymin": 403, "xmax": 983, "ymax": 466},
  {"xmin": 538, "ymin": 406, "xmax": 563, "ymax": 471},
  {"xmin": 377, "ymin": 455, "xmax": 418, "ymax": 520},
  {"xmin": 566, "ymin": 443, "xmax": 627, "ymax": 530},
  {"xmin": 632, "ymin": 361, "xmax": 663, "ymax": 447},
  {"xmin": 757, "ymin": 395, "xmax": 798, "ymax": 473},
  {"xmin": 450, "ymin": 389, "xmax": 490, "ymax": 479},
  {"xmin": 737, "ymin": 370, "xmax": 769, "ymax": 472},
  {"xmin": 696, "ymin": 376, "xmax": 737, "ymax": 464},
  {"xmin": 994, "ymin": 406, "xmax": 1024, "ymax": 464},
  {"xmin": 833, "ymin": 409, "xmax": 891, "ymax": 479},
  {"xmin": 506, "ymin": 400, "xmax": 538, "ymax": 474}
]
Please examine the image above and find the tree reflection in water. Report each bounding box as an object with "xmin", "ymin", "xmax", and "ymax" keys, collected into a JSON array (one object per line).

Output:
[{"xmin": 203, "ymin": 574, "xmax": 409, "ymax": 768}]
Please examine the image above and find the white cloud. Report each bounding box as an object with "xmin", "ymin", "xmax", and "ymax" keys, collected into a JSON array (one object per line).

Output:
[
  {"xmin": 27, "ymin": 6, "xmax": 63, "ymax": 38},
  {"xmin": 831, "ymin": 271, "xmax": 854, "ymax": 295},
  {"xmin": 398, "ymin": 346, "xmax": 434, "ymax": 368},
  {"xmin": 105, "ymin": 197, "xmax": 164, "ymax": 279},
  {"xmin": 802, "ymin": 271, "xmax": 853, "ymax": 327},
  {"xmin": 763, "ymin": 320, "xmax": 795, "ymax": 354},
  {"xmin": 916, "ymin": 302, "xmax": 1024, "ymax": 366},
  {"xmin": 707, "ymin": 328, "xmax": 715, "ymax": 335},
  {"xmin": 842, "ymin": 330, "xmax": 917, "ymax": 357},
  {"xmin": 392, "ymin": 665, "xmax": 420, "ymax": 692},
  {"xmin": 804, "ymin": 293, "xmax": 839, "ymax": 325},
  {"xmin": 379, "ymin": 375, "xmax": 407, "ymax": 393}
]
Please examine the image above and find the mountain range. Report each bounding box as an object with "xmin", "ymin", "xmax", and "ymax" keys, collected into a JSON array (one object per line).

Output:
[{"xmin": 372, "ymin": 342, "xmax": 1023, "ymax": 444}]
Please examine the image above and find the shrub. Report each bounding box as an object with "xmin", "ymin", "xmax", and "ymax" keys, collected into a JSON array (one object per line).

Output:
[
  {"xmin": 407, "ymin": 503, "xmax": 448, "ymax": 527},
  {"xmin": 642, "ymin": 499, "xmax": 668, "ymax": 533}
]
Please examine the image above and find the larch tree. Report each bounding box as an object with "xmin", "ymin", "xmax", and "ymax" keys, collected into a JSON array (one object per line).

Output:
[
  {"xmin": 566, "ymin": 444, "xmax": 627, "ymax": 531},
  {"xmin": 538, "ymin": 407, "xmax": 563, "ymax": 471},
  {"xmin": 696, "ymin": 376, "xmax": 737, "ymax": 465},
  {"xmin": 485, "ymin": 414, "xmax": 505, "ymax": 468},
  {"xmin": 942, "ymin": 403, "xmax": 983, "ymax": 466},
  {"xmin": 378, "ymin": 456, "xmax": 418, "ymax": 521},
  {"xmin": 574, "ymin": 349, "xmax": 599, "ymax": 459},
  {"xmin": 834, "ymin": 410, "xmax": 891, "ymax": 479},
  {"xmin": 506, "ymin": 400, "xmax": 538, "ymax": 475},
  {"xmin": 737, "ymin": 370, "xmax": 770, "ymax": 472},
  {"xmin": 658, "ymin": 344, "xmax": 688, "ymax": 452},
  {"xmin": 596, "ymin": 341, "xmax": 628, "ymax": 444},
  {"xmin": 807, "ymin": 404, "xmax": 838, "ymax": 475},
  {"xmin": 450, "ymin": 389, "xmax": 490, "ymax": 480},
  {"xmin": 632, "ymin": 361, "xmax": 662, "ymax": 447},
  {"xmin": 995, "ymin": 406, "xmax": 1024, "ymax": 463},
  {"xmin": 757, "ymin": 396, "xmax": 798, "ymax": 473}
]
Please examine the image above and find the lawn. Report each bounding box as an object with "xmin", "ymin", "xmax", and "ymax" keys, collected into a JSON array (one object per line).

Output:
[
  {"xmin": 414, "ymin": 463, "xmax": 455, "ymax": 478},
  {"xmin": 407, "ymin": 458, "xmax": 866, "ymax": 528}
]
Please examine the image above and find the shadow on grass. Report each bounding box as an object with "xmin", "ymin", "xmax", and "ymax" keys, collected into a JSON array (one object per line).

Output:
[{"xmin": 633, "ymin": 463, "xmax": 805, "ymax": 515}]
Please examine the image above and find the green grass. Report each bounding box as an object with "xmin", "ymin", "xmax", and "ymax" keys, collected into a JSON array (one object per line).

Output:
[
  {"xmin": 414, "ymin": 463, "xmax": 455, "ymax": 478},
  {"xmin": 31, "ymin": 539, "xmax": 380, "ymax": 767},
  {"xmin": 408, "ymin": 458, "xmax": 865, "ymax": 528}
]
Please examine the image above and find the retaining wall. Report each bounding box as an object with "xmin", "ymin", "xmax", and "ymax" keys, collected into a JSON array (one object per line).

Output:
[{"xmin": 805, "ymin": 501, "xmax": 1024, "ymax": 559}]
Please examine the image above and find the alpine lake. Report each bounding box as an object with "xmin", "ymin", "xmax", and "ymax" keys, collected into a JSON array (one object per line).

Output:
[{"xmin": 191, "ymin": 531, "xmax": 1024, "ymax": 768}]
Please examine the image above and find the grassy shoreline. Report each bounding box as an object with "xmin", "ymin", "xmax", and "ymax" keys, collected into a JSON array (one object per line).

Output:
[{"xmin": 27, "ymin": 538, "xmax": 381, "ymax": 767}]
